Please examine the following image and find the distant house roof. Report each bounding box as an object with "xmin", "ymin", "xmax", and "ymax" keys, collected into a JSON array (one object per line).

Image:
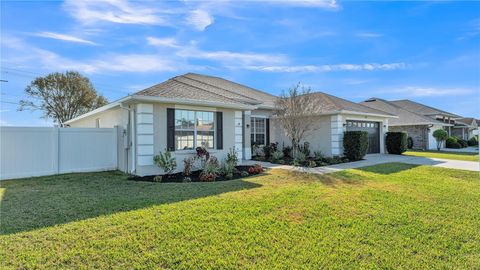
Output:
[
  {"xmin": 361, "ymin": 98, "xmax": 450, "ymax": 126},
  {"xmin": 390, "ymin": 99, "xmax": 461, "ymax": 118},
  {"xmin": 135, "ymin": 73, "xmax": 277, "ymax": 109},
  {"xmin": 456, "ymin": 117, "xmax": 479, "ymax": 127},
  {"xmin": 306, "ymin": 92, "xmax": 396, "ymax": 117}
]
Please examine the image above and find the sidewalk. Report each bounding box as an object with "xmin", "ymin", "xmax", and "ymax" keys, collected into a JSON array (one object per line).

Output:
[{"xmin": 243, "ymin": 154, "xmax": 480, "ymax": 175}]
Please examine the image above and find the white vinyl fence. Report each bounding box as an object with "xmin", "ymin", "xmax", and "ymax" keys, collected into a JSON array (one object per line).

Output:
[{"xmin": 0, "ymin": 127, "xmax": 118, "ymax": 180}]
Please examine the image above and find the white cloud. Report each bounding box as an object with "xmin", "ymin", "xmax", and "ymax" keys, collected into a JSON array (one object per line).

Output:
[
  {"xmin": 186, "ymin": 9, "xmax": 214, "ymax": 31},
  {"xmin": 384, "ymin": 86, "xmax": 474, "ymax": 97},
  {"xmin": 146, "ymin": 37, "xmax": 179, "ymax": 48},
  {"xmin": 34, "ymin": 32, "xmax": 97, "ymax": 45},
  {"xmin": 63, "ymin": 0, "xmax": 163, "ymax": 25},
  {"xmin": 247, "ymin": 63, "xmax": 406, "ymax": 72},
  {"xmin": 355, "ymin": 32, "xmax": 383, "ymax": 38},
  {"xmin": 178, "ymin": 47, "xmax": 287, "ymax": 65}
]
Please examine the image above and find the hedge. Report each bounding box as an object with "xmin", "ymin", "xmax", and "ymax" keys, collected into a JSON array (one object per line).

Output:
[
  {"xmin": 468, "ymin": 135, "xmax": 478, "ymax": 146},
  {"xmin": 446, "ymin": 136, "xmax": 461, "ymax": 149},
  {"xmin": 343, "ymin": 131, "xmax": 368, "ymax": 161},
  {"xmin": 386, "ymin": 132, "xmax": 408, "ymax": 154}
]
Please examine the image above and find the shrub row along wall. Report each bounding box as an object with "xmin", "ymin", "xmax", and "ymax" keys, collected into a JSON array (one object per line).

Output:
[{"xmin": 0, "ymin": 127, "xmax": 118, "ymax": 180}]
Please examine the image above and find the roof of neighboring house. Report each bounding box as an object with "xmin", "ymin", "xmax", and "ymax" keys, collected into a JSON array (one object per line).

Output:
[
  {"xmin": 456, "ymin": 117, "xmax": 479, "ymax": 127},
  {"xmin": 305, "ymin": 92, "xmax": 397, "ymax": 117},
  {"xmin": 135, "ymin": 73, "xmax": 277, "ymax": 108},
  {"xmin": 390, "ymin": 99, "xmax": 461, "ymax": 118},
  {"xmin": 361, "ymin": 98, "xmax": 451, "ymax": 126}
]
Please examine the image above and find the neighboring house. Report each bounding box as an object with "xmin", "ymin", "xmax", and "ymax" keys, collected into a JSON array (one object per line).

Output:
[
  {"xmin": 66, "ymin": 73, "xmax": 395, "ymax": 176},
  {"xmin": 454, "ymin": 118, "xmax": 479, "ymax": 139},
  {"xmin": 361, "ymin": 98, "xmax": 452, "ymax": 150}
]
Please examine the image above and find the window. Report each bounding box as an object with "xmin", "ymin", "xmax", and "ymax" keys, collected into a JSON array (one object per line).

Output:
[
  {"xmin": 175, "ymin": 110, "xmax": 214, "ymax": 150},
  {"xmin": 251, "ymin": 117, "xmax": 266, "ymax": 145}
]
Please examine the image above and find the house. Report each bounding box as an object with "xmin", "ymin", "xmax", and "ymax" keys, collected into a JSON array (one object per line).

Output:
[
  {"xmin": 360, "ymin": 98, "xmax": 452, "ymax": 150},
  {"xmin": 66, "ymin": 73, "xmax": 395, "ymax": 176},
  {"xmin": 453, "ymin": 118, "xmax": 478, "ymax": 140}
]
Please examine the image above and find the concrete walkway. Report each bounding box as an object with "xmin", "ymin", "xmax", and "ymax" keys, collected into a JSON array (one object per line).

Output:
[
  {"xmin": 244, "ymin": 154, "xmax": 480, "ymax": 174},
  {"xmin": 440, "ymin": 147, "xmax": 479, "ymax": 154}
]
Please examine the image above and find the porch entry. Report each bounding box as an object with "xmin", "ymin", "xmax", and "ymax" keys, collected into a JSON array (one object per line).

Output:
[{"xmin": 346, "ymin": 120, "xmax": 380, "ymax": 154}]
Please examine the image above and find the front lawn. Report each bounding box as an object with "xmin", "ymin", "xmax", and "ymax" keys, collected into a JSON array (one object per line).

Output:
[
  {"xmin": 1, "ymin": 164, "xmax": 479, "ymax": 269},
  {"xmin": 405, "ymin": 149, "xmax": 479, "ymax": 161}
]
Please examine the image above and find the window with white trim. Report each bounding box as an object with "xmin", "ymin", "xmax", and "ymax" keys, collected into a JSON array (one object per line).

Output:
[
  {"xmin": 250, "ymin": 117, "xmax": 266, "ymax": 145},
  {"xmin": 175, "ymin": 110, "xmax": 214, "ymax": 150}
]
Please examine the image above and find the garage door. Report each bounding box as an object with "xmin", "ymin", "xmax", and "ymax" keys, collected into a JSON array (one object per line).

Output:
[{"xmin": 346, "ymin": 120, "xmax": 380, "ymax": 154}]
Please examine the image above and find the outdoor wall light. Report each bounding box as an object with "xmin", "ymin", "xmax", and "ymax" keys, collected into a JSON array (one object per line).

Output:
[{"xmin": 246, "ymin": 124, "xmax": 250, "ymax": 128}]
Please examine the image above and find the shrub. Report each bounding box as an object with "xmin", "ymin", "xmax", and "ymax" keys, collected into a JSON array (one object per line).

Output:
[
  {"xmin": 446, "ymin": 136, "xmax": 461, "ymax": 149},
  {"xmin": 200, "ymin": 157, "xmax": 220, "ymax": 182},
  {"xmin": 247, "ymin": 164, "xmax": 264, "ymax": 174},
  {"xmin": 386, "ymin": 132, "xmax": 408, "ymax": 155},
  {"xmin": 183, "ymin": 157, "xmax": 195, "ymax": 176},
  {"xmin": 153, "ymin": 150, "xmax": 177, "ymax": 175},
  {"xmin": 220, "ymin": 159, "xmax": 236, "ymax": 180},
  {"xmin": 298, "ymin": 142, "xmax": 311, "ymax": 157},
  {"xmin": 263, "ymin": 143, "xmax": 278, "ymax": 159},
  {"xmin": 407, "ymin": 137, "xmax": 414, "ymax": 149},
  {"xmin": 226, "ymin": 148, "xmax": 239, "ymax": 166},
  {"xmin": 153, "ymin": 175, "xmax": 163, "ymax": 182},
  {"xmin": 240, "ymin": 171, "xmax": 249, "ymax": 177},
  {"xmin": 293, "ymin": 151, "xmax": 307, "ymax": 166},
  {"xmin": 343, "ymin": 131, "xmax": 368, "ymax": 161},
  {"xmin": 432, "ymin": 129, "xmax": 448, "ymax": 150},
  {"xmin": 282, "ymin": 146, "xmax": 292, "ymax": 158},
  {"xmin": 468, "ymin": 136, "xmax": 478, "ymax": 146},
  {"xmin": 271, "ymin": 150, "xmax": 284, "ymax": 162},
  {"xmin": 307, "ymin": 160, "xmax": 316, "ymax": 168},
  {"xmin": 313, "ymin": 151, "xmax": 323, "ymax": 161},
  {"xmin": 458, "ymin": 139, "xmax": 468, "ymax": 148}
]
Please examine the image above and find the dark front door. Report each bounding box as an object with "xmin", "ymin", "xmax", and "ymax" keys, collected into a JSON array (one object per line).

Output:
[{"xmin": 346, "ymin": 120, "xmax": 380, "ymax": 154}]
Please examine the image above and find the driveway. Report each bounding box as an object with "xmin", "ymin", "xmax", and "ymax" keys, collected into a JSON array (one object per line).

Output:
[{"xmin": 244, "ymin": 154, "xmax": 480, "ymax": 174}]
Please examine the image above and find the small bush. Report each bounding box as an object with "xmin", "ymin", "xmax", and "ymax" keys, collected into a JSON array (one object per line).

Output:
[
  {"xmin": 293, "ymin": 151, "xmax": 307, "ymax": 166},
  {"xmin": 407, "ymin": 137, "xmax": 414, "ymax": 149},
  {"xmin": 248, "ymin": 164, "xmax": 264, "ymax": 174},
  {"xmin": 263, "ymin": 143, "xmax": 278, "ymax": 159},
  {"xmin": 183, "ymin": 157, "xmax": 195, "ymax": 176},
  {"xmin": 200, "ymin": 157, "xmax": 220, "ymax": 182},
  {"xmin": 298, "ymin": 142, "xmax": 311, "ymax": 157},
  {"xmin": 307, "ymin": 160, "xmax": 316, "ymax": 168},
  {"xmin": 458, "ymin": 139, "xmax": 468, "ymax": 148},
  {"xmin": 446, "ymin": 136, "xmax": 461, "ymax": 149},
  {"xmin": 386, "ymin": 132, "xmax": 408, "ymax": 155},
  {"xmin": 271, "ymin": 150, "xmax": 284, "ymax": 162},
  {"xmin": 313, "ymin": 151, "xmax": 323, "ymax": 161},
  {"xmin": 282, "ymin": 146, "xmax": 292, "ymax": 158},
  {"xmin": 343, "ymin": 131, "xmax": 368, "ymax": 160},
  {"xmin": 468, "ymin": 136, "xmax": 478, "ymax": 146},
  {"xmin": 153, "ymin": 150, "xmax": 177, "ymax": 174},
  {"xmin": 226, "ymin": 148, "xmax": 239, "ymax": 166}
]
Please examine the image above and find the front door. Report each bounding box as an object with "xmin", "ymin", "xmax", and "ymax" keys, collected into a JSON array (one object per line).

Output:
[{"xmin": 346, "ymin": 120, "xmax": 380, "ymax": 154}]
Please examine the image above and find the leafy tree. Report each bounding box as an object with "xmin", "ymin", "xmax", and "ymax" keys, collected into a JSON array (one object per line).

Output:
[
  {"xmin": 274, "ymin": 83, "xmax": 317, "ymax": 156},
  {"xmin": 433, "ymin": 129, "xmax": 448, "ymax": 151},
  {"xmin": 19, "ymin": 71, "xmax": 107, "ymax": 125}
]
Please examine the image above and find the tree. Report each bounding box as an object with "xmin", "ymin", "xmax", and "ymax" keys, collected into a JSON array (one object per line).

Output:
[
  {"xmin": 433, "ymin": 129, "xmax": 448, "ymax": 151},
  {"xmin": 19, "ymin": 71, "xmax": 107, "ymax": 125},
  {"xmin": 274, "ymin": 83, "xmax": 317, "ymax": 156}
]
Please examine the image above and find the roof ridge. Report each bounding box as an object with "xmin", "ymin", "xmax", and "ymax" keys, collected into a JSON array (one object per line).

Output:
[
  {"xmin": 181, "ymin": 74, "xmax": 262, "ymax": 103},
  {"xmin": 392, "ymin": 99, "xmax": 460, "ymax": 117},
  {"xmin": 185, "ymin": 73, "xmax": 278, "ymax": 99},
  {"xmin": 171, "ymin": 77, "xmax": 251, "ymax": 105},
  {"xmin": 383, "ymin": 99, "xmax": 447, "ymax": 124}
]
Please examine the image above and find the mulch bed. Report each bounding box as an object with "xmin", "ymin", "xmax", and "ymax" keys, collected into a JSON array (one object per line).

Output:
[{"xmin": 129, "ymin": 166, "xmax": 259, "ymax": 183}]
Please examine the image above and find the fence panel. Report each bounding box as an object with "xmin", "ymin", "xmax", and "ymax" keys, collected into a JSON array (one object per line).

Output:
[{"xmin": 0, "ymin": 127, "xmax": 118, "ymax": 180}]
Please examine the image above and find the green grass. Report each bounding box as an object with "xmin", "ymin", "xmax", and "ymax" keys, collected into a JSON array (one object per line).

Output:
[
  {"xmin": 1, "ymin": 164, "xmax": 479, "ymax": 269},
  {"xmin": 405, "ymin": 149, "xmax": 479, "ymax": 161}
]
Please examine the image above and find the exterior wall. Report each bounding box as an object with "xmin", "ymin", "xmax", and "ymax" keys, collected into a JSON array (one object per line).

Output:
[
  {"xmin": 271, "ymin": 115, "xmax": 332, "ymax": 156},
  {"xmin": 451, "ymin": 127, "xmax": 468, "ymax": 140},
  {"xmin": 340, "ymin": 114, "xmax": 389, "ymax": 154},
  {"xmin": 389, "ymin": 125, "xmax": 428, "ymax": 150},
  {"xmin": 135, "ymin": 103, "xmax": 240, "ymax": 176},
  {"xmin": 68, "ymin": 107, "xmax": 128, "ymax": 128}
]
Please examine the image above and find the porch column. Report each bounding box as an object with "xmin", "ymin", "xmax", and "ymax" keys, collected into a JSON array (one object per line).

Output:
[
  {"xmin": 234, "ymin": 111, "xmax": 244, "ymax": 160},
  {"xmin": 136, "ymin": 104, "xmax": 154, "ymax": 166},
  {"xmin": 330, "ymin": 115, "xmax": 343, "ymax": 156},
  {"xmin": 243, "ymin": 111, "xmax": 252, "ymax": 160}
]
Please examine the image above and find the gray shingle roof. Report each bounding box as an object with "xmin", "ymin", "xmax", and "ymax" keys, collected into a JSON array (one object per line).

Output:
[
  {"xmin": 456, "ymin": 117, "xmax": 479, "ymax": 127},
  {"xmin": 306, "ymin": 92, "xmax": 396, "ymax": 116},
  {"xmin": 135, "ymin": 73, "xmax": 276, "ymax": 108},
  {"xmin": 390, "ymin": 99, "xmax": 461, "ymax": 118},
  {"xmin": 361, "ymin": 98, "xmax": 448, "ymax": 126}
]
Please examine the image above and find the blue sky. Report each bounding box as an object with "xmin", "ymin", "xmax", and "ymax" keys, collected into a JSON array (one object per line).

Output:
[{"xmin": 1, "ymin": 0, "xmax": 479, "ymax": 126}]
